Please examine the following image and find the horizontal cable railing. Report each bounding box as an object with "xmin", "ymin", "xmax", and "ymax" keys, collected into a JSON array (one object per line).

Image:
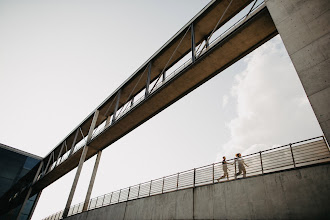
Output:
[{"xmin": 44, "ymin": 136, "xmax": 330, "ymax": 220}]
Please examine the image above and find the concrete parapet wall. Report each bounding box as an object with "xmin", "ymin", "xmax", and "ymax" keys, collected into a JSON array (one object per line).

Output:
[{"xmin": 65, "ymin": 163, "xmax": 330, "ymax": 220}]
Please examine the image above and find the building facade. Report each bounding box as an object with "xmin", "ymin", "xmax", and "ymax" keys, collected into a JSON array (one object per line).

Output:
[{"xmin": 0, "ymin": 143, "xmax": 42, "ymax": 220}]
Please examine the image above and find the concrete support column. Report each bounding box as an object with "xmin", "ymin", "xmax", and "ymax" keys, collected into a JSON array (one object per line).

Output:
[
  {"xmin": 63, "ymin": 145, "xmax": 89, "ymax": 218},
  {"xmin": 83, "ymin": 150, "xmax": 102, "ymax": 211},
  {"xmin": 266, "ymin": 0, "xmax": 330, "ymax": 142},
  {"xmin": 63, "ymin": 110, "xmax": 99, "ymax": 218}
]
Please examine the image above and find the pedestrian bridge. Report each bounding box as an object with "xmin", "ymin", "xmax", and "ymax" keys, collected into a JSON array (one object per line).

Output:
[
  {"xmin": 45, "ymin": 136, "xmax": 330, "ymax": 219},
  {"xmin": 1, "ymin": 0, "xmax": 278, "ymax": 212},
  {"xmin": 2, "ymin": 0, "xmax": 330, "ymax": 218}
]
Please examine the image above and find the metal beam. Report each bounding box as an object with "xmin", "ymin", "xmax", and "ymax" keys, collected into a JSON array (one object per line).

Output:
[
  {"xmin": 205, "ymin": 36, "xmax": 209, "ymax": 49},
  {"xmin": 105, "ymin": 115, "xmax": 111, "ymax": 127},
  {"xmin": 145, "ymin": 62, "xmax": 152, "ymax": 97},
  {"xmin": 55, "ymin": 142, "xmax": 65, "ymax": 166},
  {"xmin": 191, "ymin": 23, "xmax": 196, "ymax": 62},
  {"xmin": 69, "ymin": 129, "xmax": 79, "ymax": 157},
  {"xmin": 162, "ymin": 72, "xmax": 166, "ymax": 82},
  {"xmin": 87, "ymin": 110, "xmax": 99, "ymax": 143},
  {"xmin": 82, "ymin": 150, "xmax": 102, "ymax": 211},
  {"xmin": 63, "ymin": 110, "xmax": 99, "ymax": 218},
  {"xmin": 112, "ymin": 90, "xmax": 121, "ymax": 123},
  {"xmin": 43, "ymin": 152, "xmax": 54, "ymax": 175}
]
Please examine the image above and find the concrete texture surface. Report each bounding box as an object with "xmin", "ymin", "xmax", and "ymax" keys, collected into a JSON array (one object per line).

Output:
[
  {"xmin": 266, "ymin": 0, "xmax": 330, "ymax": 142},
  {"xmin": 64, "ymin": 163, "xmax": 330, "ymax": 219}
]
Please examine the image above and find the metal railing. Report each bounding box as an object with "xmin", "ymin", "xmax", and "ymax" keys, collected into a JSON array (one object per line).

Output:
[{"xmin": 44, "ymin": 136, "xmax": 330, "ymax": 220}]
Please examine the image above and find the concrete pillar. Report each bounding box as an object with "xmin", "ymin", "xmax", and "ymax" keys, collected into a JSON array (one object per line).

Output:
[
  {"xmin": 266, "ymin": 0, "xmax": 330, "ymax": 142},
  {"xmin": 63, "ymin": 110, "xmax": 99, "ymax": 218},
  {"xmin": 82, "ymin": 150, "xmax": 102, "ymax": 211}
]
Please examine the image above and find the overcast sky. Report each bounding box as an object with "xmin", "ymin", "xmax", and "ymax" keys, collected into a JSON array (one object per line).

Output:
[{"xmin": 0, "ymin": 0, "xmax": 323, "ymax": 219}]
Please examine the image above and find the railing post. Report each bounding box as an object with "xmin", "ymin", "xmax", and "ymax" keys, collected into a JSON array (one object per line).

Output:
[
  {"xmin": 137, "ymin": 184, "xmax": 141, "ymax": 198},
  {"xmin": 149, "ymin": 180, "xmax": 152, "ymax": 196},
  {"xmin": 162, "ymin": 177, "xmax": 165, "ymax": 193},
  {"xmin": 88, "ymin": 200, "xmax": 91, "ymax": 210},
  {"xmin": 289, "ymin": 143, "xmax": 296, "ymax": 168},
  {"xmin": 193, "ymin": 168, "xmax": 196, "ymax": 187},
  {"xmin": 118, "ymin": 190, "xmax": 121, "ymax": 203},
  {"xmin": 212, "ymin": 163, "xmax": 215, "ymax": 184},
  {"xmin": 259, "ymin": 151, "xmax": 264, "ymax": 174},
  {"xmin": 177, "ymin": 173, "xmax": 179, "ymax": 190},
  {"xmin": 109, "ymin": 192, "xmax": 113, "ymax": 205},
  {"xmin": 322, "ymin": 136, "xmax": 330, "ymax": 151},
  {"xmin": 101, "ymin": 195, "xmax": 106, "ymax": 207},
  {"xmin": 127, "ymin": 187, "xmax": 131, "ymax": 201},
  {"xmin": 95, "ymin": 197, "xmax": 99, "ymax": 209},
  {"xmin": 234, "ymin": 159, "xmax": 237, "ymax": 179}
]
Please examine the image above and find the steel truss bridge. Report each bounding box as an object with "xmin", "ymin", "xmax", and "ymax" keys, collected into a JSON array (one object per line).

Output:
[{"xmin": 1, "ymin": 0, "xmax": 281, "ymax": 218}]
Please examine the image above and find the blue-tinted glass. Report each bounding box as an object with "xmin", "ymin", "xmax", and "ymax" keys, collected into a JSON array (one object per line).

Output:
[
  {"xmin": 0, "ymin": 177, "xmax": 14, "ymax": 197},
  {"xmin": 19, "ymin": 213, "xmax": 28, "ymax": 220},
  {"xmin": 0, "ymin": 146, "xmax": 41, "ymax": 219},
  {"xmin": 23, "ymin": 157, "xmax": 39, "ymax": 170},
  {"xmin": 22, "ymin": 200, "xmax": 34, "ymax": 215}
]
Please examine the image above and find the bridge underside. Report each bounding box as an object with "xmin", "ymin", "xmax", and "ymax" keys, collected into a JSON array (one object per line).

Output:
[{"xmin": 32, "ymin": 6, "xmax": 277, "ymax": 195}]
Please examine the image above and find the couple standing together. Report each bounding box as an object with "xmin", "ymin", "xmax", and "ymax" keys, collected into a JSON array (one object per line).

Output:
[{"xmin": 217, "ymin": 153, "xmax": 248, "ymax": 182}]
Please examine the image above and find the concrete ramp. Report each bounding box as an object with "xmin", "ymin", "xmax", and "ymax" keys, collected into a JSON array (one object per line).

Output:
[{"xmin": 65, "ymin": 163, "xmax": 330, "ymax": 220}]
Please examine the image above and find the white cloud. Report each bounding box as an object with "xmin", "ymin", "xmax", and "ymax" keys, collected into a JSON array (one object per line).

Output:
[
  {"xmin": 218, "ymin": 36, "xmax": 323, "ymax": 160},
  {"xmin": 222, "ymin": 94, "xmax": 229, "ymax": 108}
]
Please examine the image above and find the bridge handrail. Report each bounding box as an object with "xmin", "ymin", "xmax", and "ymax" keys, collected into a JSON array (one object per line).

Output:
[{"xmin": 44, "ymin": 136, "xmax": 330, "ymax": 220}]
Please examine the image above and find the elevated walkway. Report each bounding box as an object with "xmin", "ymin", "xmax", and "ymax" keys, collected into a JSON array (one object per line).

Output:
[
  {"xmin": 53, "ymin": 163, "xmax": 330, "ymax": 219},
  {"xmin": 45, "ymin": 136, "xmax": 330, "ymax": 219}
]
